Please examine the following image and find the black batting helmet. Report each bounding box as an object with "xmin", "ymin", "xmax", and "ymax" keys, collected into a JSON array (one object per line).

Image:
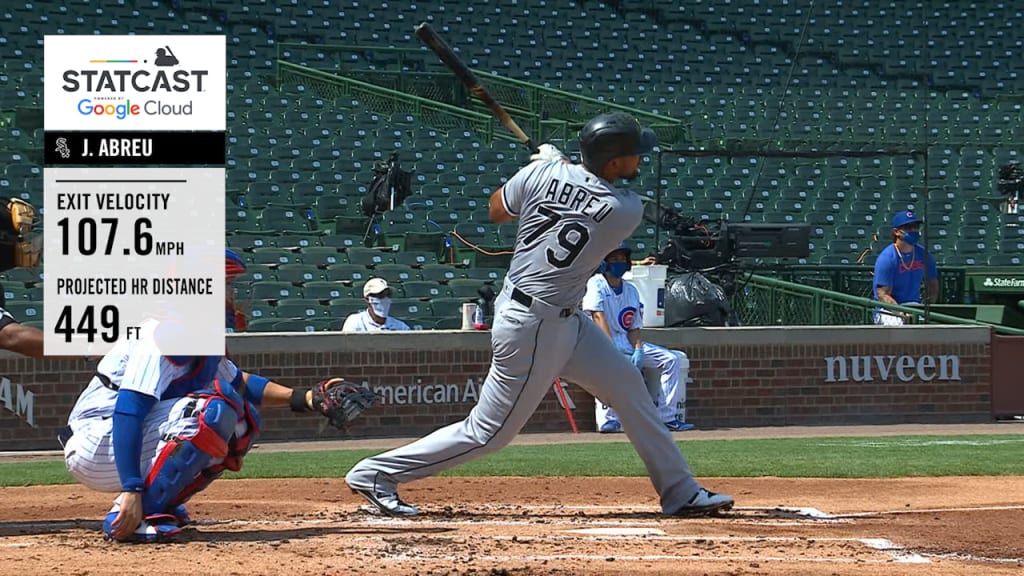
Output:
[{"xmin": 578, "ymin": 112, "xmax": 658, "ymax": 173}]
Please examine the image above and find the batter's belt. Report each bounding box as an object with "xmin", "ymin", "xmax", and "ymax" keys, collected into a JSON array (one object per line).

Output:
[{"xmin": 507, "ymin": 284, "xmax": 576, "ymax": 318}]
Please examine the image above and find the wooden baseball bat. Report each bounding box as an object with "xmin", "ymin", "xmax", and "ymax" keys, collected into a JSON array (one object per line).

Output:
[{"xmin": 414, "ymin": 22, "xmax": 539, "ymax": 154}]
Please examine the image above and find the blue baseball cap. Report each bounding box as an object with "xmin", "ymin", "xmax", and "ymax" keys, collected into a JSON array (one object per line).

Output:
[{"xmin": 892, "ymin": 210, "xmax": 922, "ymax": 228}]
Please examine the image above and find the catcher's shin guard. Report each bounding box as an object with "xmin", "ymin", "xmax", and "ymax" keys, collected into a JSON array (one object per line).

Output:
[{"xmin": 142, "ymin": 396, "xmax": 238, "ymax": 516}]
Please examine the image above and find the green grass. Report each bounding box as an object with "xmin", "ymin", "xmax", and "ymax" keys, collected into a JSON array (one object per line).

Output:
[{"xmin": 4, "ymin": 435, "xmax": 1022, "ymax": 487}]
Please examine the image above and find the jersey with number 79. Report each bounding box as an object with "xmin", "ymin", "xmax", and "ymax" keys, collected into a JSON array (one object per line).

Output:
[{"xmin": 499, "ymin": 160, "xmax": 643, "ymax": 308}]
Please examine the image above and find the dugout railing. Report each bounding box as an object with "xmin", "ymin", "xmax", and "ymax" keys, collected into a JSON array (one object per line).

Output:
[{"xmin": 736, "ymin": 274, "xmax": 1024, "ymax": 335}]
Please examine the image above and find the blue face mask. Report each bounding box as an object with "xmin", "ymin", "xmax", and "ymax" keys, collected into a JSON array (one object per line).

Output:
[
  {"xmin": 606, "ymin": 261, "xmax": 629, "ymax": 279},
  {"xmin": 901, "ymin": 230, "xmax": 920, "ymax": 245}
]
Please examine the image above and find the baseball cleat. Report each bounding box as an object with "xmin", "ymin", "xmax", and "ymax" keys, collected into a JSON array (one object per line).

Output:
[
  {"xmin": 599, "ymin": 420, "xmax": 623, "ymax": 433},
  {"xmin": 664, "ymin": 419, "xmax": 695, "ymax": 432},
  {"xmin": 103, "ymin": 511, "xmax": 183, "ymax": 543},
  {"xmin": 353, "ymin": 488, "xmax": 420, "ymax": 517},
  {"xmin": 669, "ymin": 488, "xmax": 734, "ymax": 517}
]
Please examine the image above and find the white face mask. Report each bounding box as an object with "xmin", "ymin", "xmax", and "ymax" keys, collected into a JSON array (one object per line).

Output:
[{"xmin": 368, "ymin": 296, "xmax": 391, "ymax": 319}]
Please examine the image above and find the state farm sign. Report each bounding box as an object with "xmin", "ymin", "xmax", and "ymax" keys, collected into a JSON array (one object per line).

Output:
[{"xmin": 825, "ymin": 355, "xmax": 961, "ymax": 383}]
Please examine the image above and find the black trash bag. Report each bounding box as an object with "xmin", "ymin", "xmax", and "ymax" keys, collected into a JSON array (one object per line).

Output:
[
  {"xmin": 362, "ymin": 152, "xmax": 414, "ymax": 216},
  {"xmin": 664, "ymin": 272, "xmax": 734, "ymax": 327}
]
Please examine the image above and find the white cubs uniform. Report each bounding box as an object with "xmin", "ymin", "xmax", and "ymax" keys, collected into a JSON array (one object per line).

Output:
[
  {"xmin": 347, "ymin": 159, "xmax": 708, "ymax": 514},
  {"xmin": 342, "ymin": 310, "xmax": 411, "ymax": 332},
  {"xmin": 63, "ymin": 319, "xmax": 241, "ymax": 492},
  {"xmin": 583, "ymin": 274, "xmax": 688, "ymax": 426}
]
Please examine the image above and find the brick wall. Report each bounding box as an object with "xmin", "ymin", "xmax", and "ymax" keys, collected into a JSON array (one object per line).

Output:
[{"xmin": 0, "ymin": 326, "xmax": 992, "ymax": 451}]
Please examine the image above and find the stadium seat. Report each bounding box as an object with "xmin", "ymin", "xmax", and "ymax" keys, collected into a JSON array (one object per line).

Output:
[
  {"xmin": 275, "ymin": 299, "xmax": 326, "ymax": 319},
  {"xmin": 373, "ymin": 263, "xmax": 419, "ymax": 284},
  {"xmin": 250, "ymin": 281, "xmax": 299, "ymax": 301},
  {"xmin": 390, "ymin": 298, "xmax": 432, "ymax": 319},
  {"xmin": 300, "ymin": 246, "xmax": 344, "ymax": 267},
  {"xmin": 402, "ymin": 281, "xmax": 446, "ymax": 299},
  {"xmin": 303, "ymin": 281, "xmax": 352, "ymax": 301},
  {"xmin": 392, "ymin": 250, "xmax": 439, "ymax": 267},
  {"xmin": 328, "ymin": 298, "xmax": 368, "ymax": 319},
  {"xmin": 251, "ymin": 247, "xmax": 297, "ymax": 266},
  {"xmin": 275, "ymin": 264, "xmax": 323, "ymax": 284},
  {"xmin": 324, "ymin": 264, "xmax": 371, "ymax": 284},
  {"xmin": 420, "ymin": 264, "xmax": 461, "ymax": 283},
  {"xmin": 447, "ymin": 278, "xmax": 489, "ymax": 298},
  {"xmin": 247, "ymin": 318, "xmax": 281, "ymax": 333},
  {"xmin": 428, "ymin": 297, "xmax": 469, "ymax": 318},
  {"xmin": 346, "ymin": 247, "xmax": 390, "ymax": 267}
]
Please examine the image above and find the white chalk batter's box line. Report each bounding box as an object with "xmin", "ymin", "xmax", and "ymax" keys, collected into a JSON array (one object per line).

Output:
[{"xmin": 5, "ymin": 519, "xmax": 1021, "ymax": 564}]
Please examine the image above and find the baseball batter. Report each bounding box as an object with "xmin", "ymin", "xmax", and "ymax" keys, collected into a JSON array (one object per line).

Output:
[
  {"xmin": 346, "ymin": 112, "xmax": 733, "ymax": 517},
  {"xmin": 583, "ymin": 244, "xmax": 693, "ymax": 433},
  {"xmin": 62, "ymin": 250, "xmax": 368, "ymax": 542}
]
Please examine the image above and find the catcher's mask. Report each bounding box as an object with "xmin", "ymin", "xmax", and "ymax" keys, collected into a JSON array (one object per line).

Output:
[{"xmin": 0, "ymin": 198, "xmax": 41, "ymax": 273}]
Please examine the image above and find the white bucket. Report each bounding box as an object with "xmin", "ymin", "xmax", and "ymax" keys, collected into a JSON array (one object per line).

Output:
[{"xmin": 626, "ymin": 265, "xmax": 668, "ymax": 327}]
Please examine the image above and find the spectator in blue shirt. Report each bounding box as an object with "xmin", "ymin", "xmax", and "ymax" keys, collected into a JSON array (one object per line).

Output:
[{"xmin": 871, "ymin": 210, "xmax": 939, "ymax": 325}]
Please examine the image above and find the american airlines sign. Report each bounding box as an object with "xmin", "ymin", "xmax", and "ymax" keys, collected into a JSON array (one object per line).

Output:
[{"xmin": 825, "ymin": 354, "xmax": 961, "ymax": 383}]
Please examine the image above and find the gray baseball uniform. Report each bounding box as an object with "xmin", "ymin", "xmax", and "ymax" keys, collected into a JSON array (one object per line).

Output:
[{"xmin": 346, "ymin": 160, "xmax": 703, "ymax": 513}]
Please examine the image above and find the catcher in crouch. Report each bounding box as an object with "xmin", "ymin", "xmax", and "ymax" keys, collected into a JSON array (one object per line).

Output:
[{"xmin": 60, "ymin": 250, "xmax": 377, "ymax": 543}]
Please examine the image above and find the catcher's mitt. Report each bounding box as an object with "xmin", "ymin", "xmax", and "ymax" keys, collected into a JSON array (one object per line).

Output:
[{"xmin": 311, "ymin": 378, "xmax": 378, "ymax": 430}]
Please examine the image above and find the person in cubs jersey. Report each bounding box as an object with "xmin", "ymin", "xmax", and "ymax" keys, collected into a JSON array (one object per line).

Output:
[
  {"xmin": 583, "ymin": 244, "xmax": 693, "ymax": 433},
  {"xmin": 345, "ymin": 112, "xmax": 732, "ymax": 519},
  {"xmin": 61, "ymin": 250, "xmax": 350, "ymax": 543}
]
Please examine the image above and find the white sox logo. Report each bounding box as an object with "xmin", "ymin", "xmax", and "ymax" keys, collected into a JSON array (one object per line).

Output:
[{"xmin": 618, "ymin": 306, "xmax": 638, "ymax": 331}]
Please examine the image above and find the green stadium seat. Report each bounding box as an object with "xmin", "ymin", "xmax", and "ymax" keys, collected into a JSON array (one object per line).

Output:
[
  {"xmin": 273, "ymin": 233, "xmax": 322, "ymax": 249},
  {"xmin": 247, "ymin": 318, "xmax": 281, "ymax": 333},
  {"xmin": 446, "ymin": 196, "xmax": 482, "ymax": 211},
  {"xmin": 420, "ymin": 264, "xmax": 461, "ymax": 283},
  {"xmin": 373, "ymin": 263, "xmax": 419, "ymax": 284},
  {"xmin": 321, "ymin": 234, "xmax": 368, "ymax": 250},
  {"xmin": 250, "ymin": 281, "xmax": 299, "ymax": 301},
  {"xmin": 303, "ymin": 281, "xmax": 353, "ymax": 301},
  {"xmin": 251, "ymin": 247, "xmax": 297, "ymax": 266},
  {"xmin": 392, "ymin": 250, "xmax": 438, "ymax": 267},
  {"xmin": 228, "ymin": 232, "xmax": 272, "ymax": 250},
  {"xmin": 243, "ymin": 182, "xmax": 285, "ymax": 208},
  {"xmin": 346, "ymin": 247, "xmax": 390, "ymax": 267},
  {"xmin": 247, "ymin": 303, "xmax": 275, "ymax": 322},
  {"xmin": 390, "ymin": 298, "xmax": 432, "ymax": 319},
  {"xmin": 454, "ymin": 222, "xmax": 496, "ymax": 244},
  {"xmin": 271, "ymin": 319, "xmax": 318, "ymax": 333},
  {"xmin": 428, "ymin": 297, "xmax": 469, "ymax": 318},
  {"xmin": 275, "ymin": 299, "xmax": 326, "ymax": 319},
  {"xmin": 300, "ymin": 246, "xmax": 344, "ymax": 267},
  {"xmin": 402, "ymin": 281, "xmax": 446, "ymax": 299},
  {"xmin": 447, "ymin": 278, "xmax": 488, "ymax": 298},
  {"xmin": 401, "ymin": 231, "xmax": 447, "ymax": 256},
  {"xmin": 433, "ymin": 316, "xmax": 464, "ymax": 330},
  {"xmin": 324, "ymin": 264, "xmax": 371, "ymax": 284},
  {"xmin": 316, "ymin": 196, "xmax": 356, "ymax": 225},
  {"xmin": 275, "ymin": 264, "xmax": 323, "ymax": 284},
  {"xmin": 334, "ymin": 215, "xmax": 371, "ymax": 236},
  {"xmin": 463, "ymin": 267, "xmax": 507, "ymax": 283},
  {"xmin": 328, "ymin": 299, "xmax": 368, "ymax": 319},
  {"xmin": 259, "ymin": 205, "xmax": 312, "ymax": 232},
  {"xmin": 3, "ymin": 301, "xmax": 41, "ymax": 321}
]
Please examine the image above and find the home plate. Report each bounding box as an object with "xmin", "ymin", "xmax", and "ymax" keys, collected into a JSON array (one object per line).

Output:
[{"xmin": 565, "ymin": 527, "xmax": 667, "ymax": 536}]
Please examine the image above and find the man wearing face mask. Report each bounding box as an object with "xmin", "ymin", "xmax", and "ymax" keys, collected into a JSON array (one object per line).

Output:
[
  {"xmin": 583, "ymin": 244, "xmax": 693, "ymax": 433},
  {"xmin": 872, "ymin": 210, "xmax": 939, "ymax": 326},
  {"xmin": 342, "ymin": 278, "xmax": 411, "ymax": 332}
]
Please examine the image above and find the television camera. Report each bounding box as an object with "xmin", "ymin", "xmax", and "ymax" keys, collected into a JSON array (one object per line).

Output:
[
  {"xmin": 643, "ymin": 200, "xmax": 812, "ymax": 273},
  {"xmin": 641, "ymin": 199, "xmax": 812, "ymax": 326}
]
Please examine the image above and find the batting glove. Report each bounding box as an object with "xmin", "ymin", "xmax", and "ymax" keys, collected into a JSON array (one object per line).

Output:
[
  {"xmin": 530, "ymin": 143, "xmax": 567, "ymax": 163},
  {"xmin": 630, "ymin": 347, "xmax": 645, "ymax": 370}
]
